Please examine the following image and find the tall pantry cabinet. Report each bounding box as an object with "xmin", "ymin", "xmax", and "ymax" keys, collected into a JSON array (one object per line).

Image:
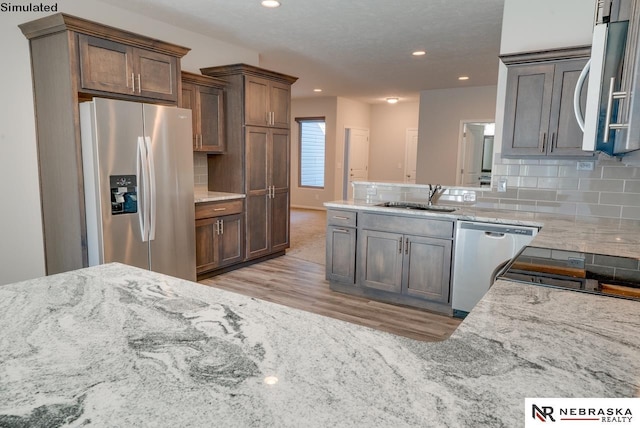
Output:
[{"xmin": 201, "ymin": 64, "xmax": 298, "ymax": 261}]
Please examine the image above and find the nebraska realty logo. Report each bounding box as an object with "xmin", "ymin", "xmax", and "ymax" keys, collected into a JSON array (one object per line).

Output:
[
  {"xmin": 525, "ymin": 398, "xmax": 640, "ymax": 427},
  {"xmin": 1, "ymin": 2, "xmax": 58, "ymax": 12}
]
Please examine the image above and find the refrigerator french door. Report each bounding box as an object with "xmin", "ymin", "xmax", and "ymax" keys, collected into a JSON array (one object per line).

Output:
[{"xmin": 80, "ymin": 98, "xmax": 196, "ymax": 281}]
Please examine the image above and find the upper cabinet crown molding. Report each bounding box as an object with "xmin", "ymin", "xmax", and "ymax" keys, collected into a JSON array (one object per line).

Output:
[
  {"xmin": 200, "ymin": 63, "xmax": 298, "ymax": 85},
  {"xmin": 500, "ymin": 45, "xmax": 591, "ymax": 65},
  {"xmin": 19, "ymin": 13, "xmax": 190, "ymax": 58},
  {"xmin": 181, "ymin": 70, "xmax": 228, "ymax": 88}
]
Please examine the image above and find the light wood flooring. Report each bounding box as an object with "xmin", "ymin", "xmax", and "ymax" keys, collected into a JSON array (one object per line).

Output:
[{"xmin": 199, "ymin": 208, "xmax": 462, "ymax": 342}]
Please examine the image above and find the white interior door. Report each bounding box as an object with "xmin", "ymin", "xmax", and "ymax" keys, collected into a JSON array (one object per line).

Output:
[
  {"xmin": 343, "ymin": 128, "xmax": 369, "ymax": 200},
  {"xmin": 404, "ymin": 128, "xmax": 418, "ymax": 183},
  {"xmin": 458, "ymin": 122, "xmax": 492, "ymax": 187}
]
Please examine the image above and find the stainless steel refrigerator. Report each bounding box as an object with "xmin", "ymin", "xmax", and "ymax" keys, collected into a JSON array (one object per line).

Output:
[{"xmin": 80, "ymin": 98, "xmax": 196, "ymax": 281}]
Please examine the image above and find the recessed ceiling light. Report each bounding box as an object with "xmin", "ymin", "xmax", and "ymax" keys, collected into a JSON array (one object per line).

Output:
[
  {"xmin": 313, "ymin": 88, "xmax": 322, "ymax": 92},
  {"xmin": 386, "ymin": 97, "xmax": 399, "ymax": 104},
  {"xmin": 261, "ymin": 0, "xmax": 281, "ymax": 8},
  {"xmin": 458, "ymin": 76, "xmax": 470, "ymax": 81},
  {"xmin": 412, "ymin": 50, "xmax": 426, "ymax": 56}
]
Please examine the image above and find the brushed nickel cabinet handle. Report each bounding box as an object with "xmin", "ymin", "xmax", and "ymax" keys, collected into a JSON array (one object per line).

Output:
[
  {"xmin": 540, "ymin": 132, "xmax": 547, "ymax": 153},
  {"xmin": 550, "ymin": 133, "xmax": 556, "ymax": 152},
  {"xmin": 220, "ymin": 219, "xmax": 224, "ymax": 234},
  {"xmin": 137, "ymin": 74, "xmax": 141, "ymax": 94},
  {"xmin": 333, "ymin": 228, "xmax": 349, "ymax": 233},
  {"xmin": 398, "ymin": 237, "xmax": 403, "ymax": 254},
  {"xmin": 332, "ymin": 215, "xmax": 349, "ymax": 220},
  {"xmin": 131, "ymin": 73, "xmax": 135, "ymax": 93},
  {"xmin": 405, "ymin": 237, "xmax": 409, "ymax": 255},
  {"xmin": 213, "ymin": 207, "xmax": 227, "ymax": 211},
  {"xmin": 215, "ymin": 219, "xmax": 220, "ymax": 235}
]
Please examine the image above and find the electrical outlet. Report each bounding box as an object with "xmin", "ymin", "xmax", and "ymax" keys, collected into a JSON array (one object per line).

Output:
[
  {"xmin": 463, "ymin": 192, "xmax": 476, "ymax": 202},
  {"xmin": 577, "ymin": 161, "xmax": 595, "ymax": 171},
  {"xmin": 497, "ymin": 177, "xmax": 507, "ymax": 193}
]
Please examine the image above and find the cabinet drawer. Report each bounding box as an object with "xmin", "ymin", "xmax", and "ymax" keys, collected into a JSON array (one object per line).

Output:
[
  {"xmin": 360, "ymin": 212, "xmax": 453, "ymax": 239},
  {"xmin": 195, "ymin": 199, "xmax": 243, "ymax": 219},
  {"xmin": 327, "ymin": 209, "xmax": 357, "ymax": 227}
]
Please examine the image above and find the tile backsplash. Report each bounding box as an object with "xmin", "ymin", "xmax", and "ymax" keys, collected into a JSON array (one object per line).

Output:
[
  {"xmin": 193, "ymin": 152, "xmax": 208, "ymax": 186},
  {"xmin": 352, "ymin": 155, "xmax": 640, "ymax": 220},
  {"xmin": 479, "ymin": 155, "xmax": 640, "ymax": 220}
]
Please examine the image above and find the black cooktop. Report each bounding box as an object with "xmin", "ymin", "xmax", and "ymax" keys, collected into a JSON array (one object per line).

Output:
[{"xmin": 498, "ymin": 246, "xmax": 640, "ymax": 302}]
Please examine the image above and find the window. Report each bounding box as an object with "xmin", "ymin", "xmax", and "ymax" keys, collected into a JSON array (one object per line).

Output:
[{"xmin": 297, "ymin": 118, "xmax": 326, "ymax": 188}]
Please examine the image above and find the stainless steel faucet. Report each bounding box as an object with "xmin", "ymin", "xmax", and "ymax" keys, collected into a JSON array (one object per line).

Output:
[{"xmin": 428, "ymin": 184, "xmax": 444, "ymax": 205}]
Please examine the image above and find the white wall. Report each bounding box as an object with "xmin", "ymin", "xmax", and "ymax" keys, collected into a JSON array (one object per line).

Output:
[
  {"xmin": 335, "ymin": 98, "xmax": 371, "ymax": 200},
  {"xmin": 0, "ymin": 1, "xmax": 259, "ymax": 285},
  {"xmin": 416, "ymin": 86, "xmax": 498, "ymax": 186},
  {"xmin": 369, "ymin": 102, "xmax": 420, "ymax": 182},
  {"xmin": 290, "ymin": 97, "xmax": 338, "ymax": 209}
]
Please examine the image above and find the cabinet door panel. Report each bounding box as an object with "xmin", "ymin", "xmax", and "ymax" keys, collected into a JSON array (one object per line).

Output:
[
  {"xmin": 358, "ymin": 230, "xmax": 403, "ymax": 293},
  {"xmin": 326, "ymin": 226, "xmax": 356, "ymax": 284},
  {"xmin": 134, "ymin": 48, "xmax": 177, "ymax": 101},
  {"xmin": 403, "ymin": 236, "xmax": 452, "ymax": 303},
  {"xmin": 78, "ymin": 34, "xmax": 132, "ymax": 94},
  {"xmin": 199, "ymin": 86, "xmax": 225, "ymax": 152},
  {"xmin": 245, "ymin": 77, "xmax": 270, "ymax": 126},
  {"xmin": 195, "ymin": 218, "xmax": 218, "ymax": 274},
  {"xmin": 271, "ymin": 129, "xmax": 290, "ymax": 190},
  {"xmin": 270, "ymin": 81, "xmax": 291, "ymax": 128},
  {"xmin": 219, "ymin": 214, "xmax": 243, "ymax": 267},
  {"xmin": 502, "ymin": 64, "xmax": 554, "ymax": 156},
  {"xmin": 246, "ymin": 127, "xmax": 269, "ymax": 192},
  {"xmin": 271, "ymin": 189, "xmax": 289, "ymax": 252},
  {"xmin": 246, "ymin": 194, "xmax": 269, "ymax": 260},
  {"xmin": 180, "ymin": 83, "xmax": 198, "ymax": 150},
  {"xmin": 549, "ymin": 59, "xmax": 592, "ymax": 156}
]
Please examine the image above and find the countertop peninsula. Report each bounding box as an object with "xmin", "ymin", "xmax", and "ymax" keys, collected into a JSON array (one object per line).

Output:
[
  {"xmin": 325, "ymin": 200, "xmax": 640, "ymax": 259},
  {"xmin": 1, "ymin": 260, "xmax": 639, "ymax": 427}
]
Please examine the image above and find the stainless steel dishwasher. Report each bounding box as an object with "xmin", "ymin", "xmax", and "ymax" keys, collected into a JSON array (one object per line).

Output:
[{"xmin": 451, "ymin": 221, "xmax": 538, "ymax": 318}]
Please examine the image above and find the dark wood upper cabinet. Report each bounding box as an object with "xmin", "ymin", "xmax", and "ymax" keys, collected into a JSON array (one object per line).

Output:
[
  {"xmin": 501, "ymin": 46, "xmax": 594, "ymax": 158},
  {"xmin": 78, "ymin": 34, "xmax": 179, "ymax": 101},
  {"xmin": 180, "ymin": 71, "xmax": 226, "ymax": 153}
]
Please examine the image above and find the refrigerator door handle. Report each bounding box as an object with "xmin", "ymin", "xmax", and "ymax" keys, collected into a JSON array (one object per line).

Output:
[
  {"xmin": 137, "ymin": 136, "xmax": 150, "ymax": 242},
  {"xmin": 145, "ymin": 136, "xmax": 157, "ymax": 241}
]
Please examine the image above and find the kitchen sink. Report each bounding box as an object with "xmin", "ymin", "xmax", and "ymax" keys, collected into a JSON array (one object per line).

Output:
[{"xmin": 376, "ymin": 201, "xmax": 457, "ymax": 213}]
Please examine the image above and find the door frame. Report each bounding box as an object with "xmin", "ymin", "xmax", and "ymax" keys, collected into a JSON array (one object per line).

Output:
[
  {"xmin": 404, "ymin": 128, "xmax": 418, "ymax": 183},
  {"xmin": 455, "ymin": 119, "xmax": 494, "ymax": 187},
  {"xmin": 343, "ymin": 127, "xmax": 370, "ymax": 200}
]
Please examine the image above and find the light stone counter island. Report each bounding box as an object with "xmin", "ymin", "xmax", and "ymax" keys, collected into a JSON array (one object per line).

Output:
[{"xmin": 1, "ymin": 261, "xmax": 639, "ymax": 427}]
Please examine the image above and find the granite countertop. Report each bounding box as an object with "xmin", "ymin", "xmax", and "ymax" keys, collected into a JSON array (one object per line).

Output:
[
  {"xmin": 193, "ymin": 187, "xmax": 246, "ymax": 204},
  {"xmin": 1, "ymin": 262, "xmax": 639, "ymax": 427},
  {"xmin": 325, "ymin": 200, "xmax": 640, "ymax": 259},
  {"xmin": 194, "ymin": 187, "xmax": 245, "ymax": 204}
]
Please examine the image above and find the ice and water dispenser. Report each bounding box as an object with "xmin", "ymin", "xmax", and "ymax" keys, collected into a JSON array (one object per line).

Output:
[{"xmin": 110, "ymin": 175, "xmax": 137, "ymax": 215}]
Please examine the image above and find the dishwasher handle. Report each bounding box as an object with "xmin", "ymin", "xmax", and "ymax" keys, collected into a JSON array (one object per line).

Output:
[{"xmin": 484, "ymin": 231, "xmax": 506, "ymax": 238}]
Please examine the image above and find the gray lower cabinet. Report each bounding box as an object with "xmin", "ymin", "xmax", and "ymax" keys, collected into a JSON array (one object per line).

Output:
[
  {"xmin": 325, "ymin": 209, "xmax": 357, "ymax": 284},
  {"xmin": 358, "ymin": 230, "xmax": 452, "ymax": 304},
  {"xmin": 326, "ymin": 209, "xmax": 454, "ymax": 314},
  {"xmin": 326, "ymin": 225, "xmax": 357, "ymax": 284}
]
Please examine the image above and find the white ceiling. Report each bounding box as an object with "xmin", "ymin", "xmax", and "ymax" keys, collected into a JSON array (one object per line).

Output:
[{"xmin": 99, "ymin": 0, "xmax": 505, "ymax": 104}]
